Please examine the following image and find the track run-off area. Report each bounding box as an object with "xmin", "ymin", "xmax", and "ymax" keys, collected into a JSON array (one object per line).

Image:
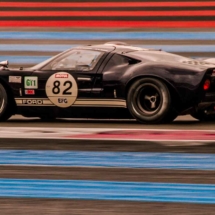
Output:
[{"xmin": 0, "ymin": 115, "xmax": 215, "ymax": 214}]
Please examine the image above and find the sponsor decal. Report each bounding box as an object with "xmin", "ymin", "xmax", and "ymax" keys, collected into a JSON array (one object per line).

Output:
[
  {"xmin": 9, "ymin": 76, "xmax": 21, "ymax": 83},
  {"xmin": 24, "ymin": 76, "xmax": 38, "ymax": 89},
  {"xmin": 22, "ymin": 99, "xmax": 43, "ymax": 105},
  {"xmin": 55, "ymin": 74, "xmax": 68, "ymax": 78},
  {"xmin": 58, "ymin": 98, "xmax": 68, "ymax": 104},
  {"xmin": 25, "ymin": 89, "xmax": 35, "ymax": 95}
]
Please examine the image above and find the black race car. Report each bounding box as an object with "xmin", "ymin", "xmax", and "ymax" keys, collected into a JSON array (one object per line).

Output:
[
  {"xmin": 0, "ymin": 42, "xmax": 214, "ymax": 123},
  {"xmin": 190, "ymin": 58, "xmax": 215, "ymax": 121}
]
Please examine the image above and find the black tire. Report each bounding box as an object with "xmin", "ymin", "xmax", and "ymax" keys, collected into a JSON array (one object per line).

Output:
[
  {"xmin": 127, "ymin": 78, "xmax": 172, "ymax": 123},
  {"xmin": 0, "ymin": 83, "xmax": 13, "ymax": 121}
]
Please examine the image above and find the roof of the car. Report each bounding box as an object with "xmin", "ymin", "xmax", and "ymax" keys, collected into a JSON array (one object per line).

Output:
[{"xmin": 75, "ymin": 42, "xmax": 153, "ymax": 54}]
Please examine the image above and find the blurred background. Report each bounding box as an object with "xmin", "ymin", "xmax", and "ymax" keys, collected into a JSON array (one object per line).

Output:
[
  {"xmin": 1, "ymin": 1, "xmax": 215, "ymax": 215},
  {"xmin": 1, "ymin": 0, "xmax": 215, "ymax": 67}
]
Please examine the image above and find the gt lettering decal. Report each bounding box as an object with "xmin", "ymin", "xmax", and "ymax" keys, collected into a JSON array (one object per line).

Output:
[
  {"xmin": 24, "ymin": 77, "xmax": 38, "ymax": 89},
  {"xmin": 45, "ymin": 72, "xmax": 78, "ymax": 108}
]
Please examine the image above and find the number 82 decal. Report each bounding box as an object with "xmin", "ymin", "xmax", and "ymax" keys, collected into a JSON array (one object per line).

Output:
[
  {"xmin": 52, "ymin": 80, "xmax": 72, "ymax": 95},
  {"xmin": 45, "ymin": 72, "xmax": 78, "ymax": 108}
]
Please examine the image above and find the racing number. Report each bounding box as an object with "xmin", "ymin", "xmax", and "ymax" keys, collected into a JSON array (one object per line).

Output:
[
  {"xmin": 45, "ymin": 72, "xmax": 78, "ymax": 108},
  {"xmin": 52, "ymin": 81, "xmax": 60, "ymax": 94},
  {"xmin": 63, "ymin": 81, "xmax": 72, "ymax": 95},
  {"xmin": 52, "ymin": 80, "xmax": 72, "ymax": 95}
]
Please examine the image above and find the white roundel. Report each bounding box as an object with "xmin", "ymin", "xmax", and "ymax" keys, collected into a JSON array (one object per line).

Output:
[{"xmin": 45, "ymin": 72, "xmax": 78, "ymax": 108}]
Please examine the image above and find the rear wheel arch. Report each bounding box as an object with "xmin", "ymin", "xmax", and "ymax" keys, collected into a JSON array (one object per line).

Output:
[
  {"xmin": 125, "ymin": 75, "xmax": 182, "ymax": 110},
  {"xmin": 125, "ymin": 76, "xmax": 182, "ymax": 123}
]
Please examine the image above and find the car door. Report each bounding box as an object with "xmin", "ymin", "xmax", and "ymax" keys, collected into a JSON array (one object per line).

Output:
[{"xmin": 30, "ymin": 49, "xmax": 109, "ymax": 108}]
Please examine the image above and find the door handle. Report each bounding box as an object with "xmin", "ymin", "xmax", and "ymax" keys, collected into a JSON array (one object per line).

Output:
[{"xmin": 77, "ymin": 77, "xmax": 92, "ymax": 81}]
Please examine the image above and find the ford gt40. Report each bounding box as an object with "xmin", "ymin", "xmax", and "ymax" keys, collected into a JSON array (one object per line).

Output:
[{"xmin": 0, "ymin": 42, "xmax": 214, "ymax": 123}]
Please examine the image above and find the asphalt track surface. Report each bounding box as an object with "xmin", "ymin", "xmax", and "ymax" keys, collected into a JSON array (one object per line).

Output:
[{"xmin": 0, "ymin": 115, "xmax": 215, "ymax": 214}]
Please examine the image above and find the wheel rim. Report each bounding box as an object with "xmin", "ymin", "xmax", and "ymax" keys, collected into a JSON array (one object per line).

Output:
[
  {"xmin": 136, "ymin": 83, "xmax": 162, "ymax": 115},
  {"xmin": 0, "ymin": 87, "xmax": 5, "ymax": 114}
]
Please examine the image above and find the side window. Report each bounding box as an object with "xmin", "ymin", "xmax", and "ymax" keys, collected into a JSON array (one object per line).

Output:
[
  {"xmin": 51, "ymin": 50, "xmax": 104, "ymax": 71},
  {"xmin": 104, "ymin": 54, "xmax": 130, "ymax": 71}
]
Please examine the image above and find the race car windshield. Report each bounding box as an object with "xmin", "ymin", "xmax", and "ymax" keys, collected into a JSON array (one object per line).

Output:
[
  {"xmin": 30, "ymin": 49, "xmax": 71, "ymax": 70},
  {"xmin": 50, "ymin": 49, "xmax": 104, "ymax": 71}
]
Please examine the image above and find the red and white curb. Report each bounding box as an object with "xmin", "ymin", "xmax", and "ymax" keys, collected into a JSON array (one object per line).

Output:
[{"xmin": 0, "ymin": 127, "xmax": 214, "ymax": 144}]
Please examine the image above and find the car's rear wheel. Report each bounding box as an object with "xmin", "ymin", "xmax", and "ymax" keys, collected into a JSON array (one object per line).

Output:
[
  {"xmin": 0, "ymin": 83, "xmax": 13, "ymax": 121},
  {"xmin": 127, "ymin": 78, "xmax": 172, "ymax": 123}
]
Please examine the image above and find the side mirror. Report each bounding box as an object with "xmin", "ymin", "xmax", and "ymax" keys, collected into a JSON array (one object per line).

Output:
[{"xmin": 0, "ymin": 60, "xmax": 9, "ymax": 67}]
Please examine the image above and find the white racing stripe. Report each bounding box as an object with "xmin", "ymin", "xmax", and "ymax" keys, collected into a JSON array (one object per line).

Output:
[
  {"xmin": 15, "ymin": 98, "xmax": 127, "ymax": 108},
  {"xmin": 73, "ymin": 99, "xmax": 126, "ymax": 107}
]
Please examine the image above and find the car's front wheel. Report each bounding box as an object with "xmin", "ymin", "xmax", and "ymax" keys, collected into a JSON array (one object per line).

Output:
[
  {"xmin": 127, "ymin": 78, "xmax": 173, "ymax": 123},
  {"xmin": 0, "ymin": 83, "xmax": 13, "ymax": 121}
]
